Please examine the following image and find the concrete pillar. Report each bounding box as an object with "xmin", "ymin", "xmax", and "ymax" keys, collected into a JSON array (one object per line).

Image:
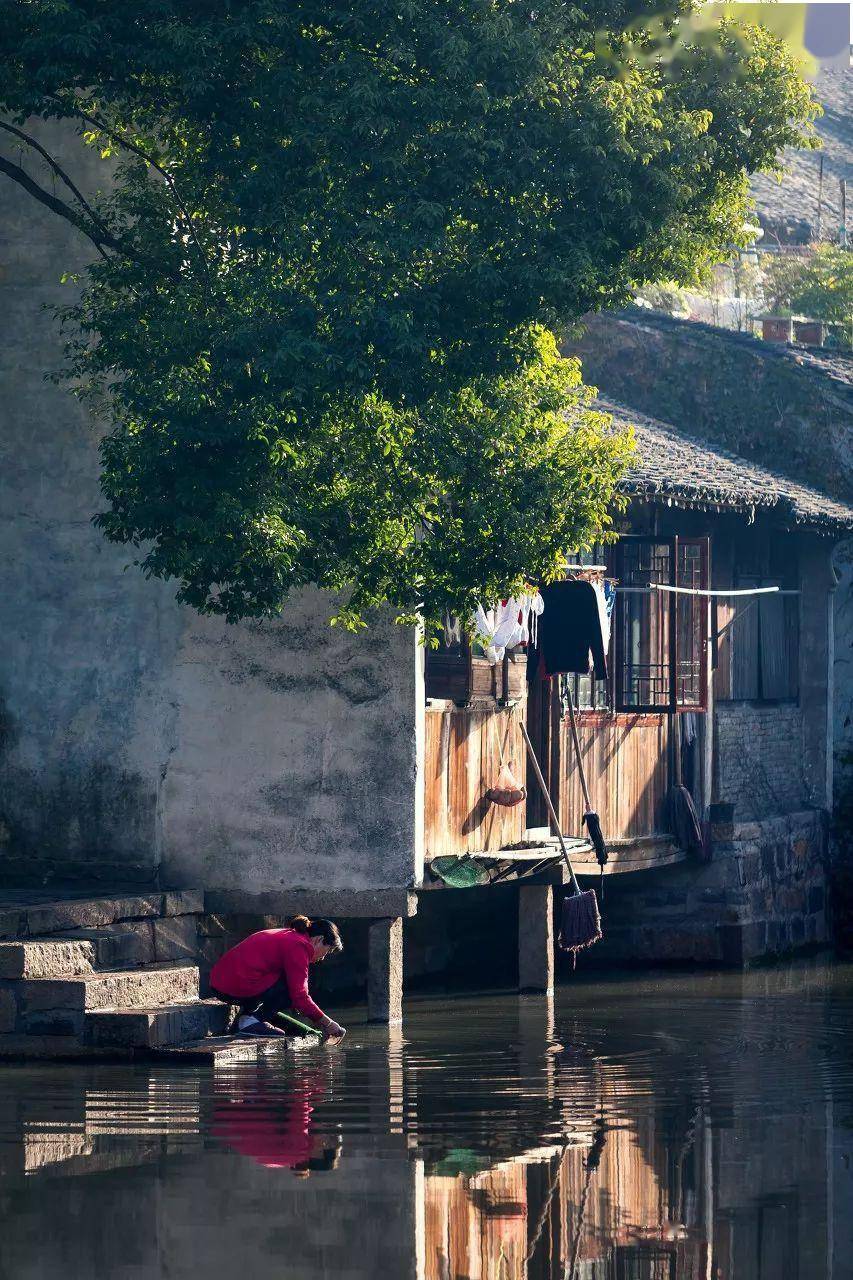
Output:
[
  {"xmin": 517, "ymin": 884, "xmax": 554, "ymax": 993},
  {"xmin": 368, "ymin": 917, "xmax": 404, "ymax": 1023}
]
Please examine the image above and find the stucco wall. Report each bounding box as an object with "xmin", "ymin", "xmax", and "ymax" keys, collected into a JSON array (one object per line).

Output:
[{"xmin": 0, "ymin": 120, "xmax": 421, "ymax": 894}]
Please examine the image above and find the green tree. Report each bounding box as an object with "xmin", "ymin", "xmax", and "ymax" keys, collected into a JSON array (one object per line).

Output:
[
  {"xmin": 764, "ymin": 244, "xmax": 853, "ymax": 337},
  {"xmin": 0, "ymin": 2, "xmax": 815, "ymax": 627}
]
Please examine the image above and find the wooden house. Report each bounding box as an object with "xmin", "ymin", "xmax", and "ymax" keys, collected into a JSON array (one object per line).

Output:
[{"xmin": 420, "ymin": 399, "xmax": 853, "ymax": 987}]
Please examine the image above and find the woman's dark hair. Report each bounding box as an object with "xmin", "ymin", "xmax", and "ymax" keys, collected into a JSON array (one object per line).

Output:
[{"xmin": 289, "ymin": 915, "xmax": 343, "ymax": 953}]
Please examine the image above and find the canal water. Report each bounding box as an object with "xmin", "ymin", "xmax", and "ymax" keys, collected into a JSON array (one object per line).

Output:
[{"xmin": 1, "ymin": 961, "xmax": 852, "ymax": 1279}]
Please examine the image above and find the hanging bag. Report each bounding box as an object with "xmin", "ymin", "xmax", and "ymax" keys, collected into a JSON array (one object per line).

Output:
[{"xmin": 485, "ymin": 716, "xmax": 526, "ymax": 807}]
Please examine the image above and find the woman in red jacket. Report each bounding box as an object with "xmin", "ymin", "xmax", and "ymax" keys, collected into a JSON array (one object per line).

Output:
[{"xmin": 209, "ymin": 915, "xmax": 346, "ymax": 1040}]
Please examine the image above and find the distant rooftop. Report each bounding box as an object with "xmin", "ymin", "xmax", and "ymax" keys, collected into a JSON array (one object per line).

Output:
[{"xmin": 602, "ymin": 397, "xmax": 853, "ymax": 532}]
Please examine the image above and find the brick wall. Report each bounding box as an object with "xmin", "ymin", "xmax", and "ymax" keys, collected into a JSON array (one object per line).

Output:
[{"xmin": 715, "ymin": 703, "xmax": 808, "ymax": 819}]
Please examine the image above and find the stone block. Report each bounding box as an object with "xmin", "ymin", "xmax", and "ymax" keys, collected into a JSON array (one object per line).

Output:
[
  {"xmin": 0, "ymin": 910, "xmax": 22, "ymax": 940},
  {"xmin": 153, "ymin": 916, "xmax": 199, "ymax": 964},
  {"xmin": 162, "ymin": 890, "xmax": 204, "ymax": 917},
  {"xmin": 23, "ymin": 964, "xmax": 200, "ymax": 1014},
  {"xmin": 23, "ymin": 895, "xmax": 162, "ymax": 937},
  {"xmin": 22, "ymin": 1009, "xmax": 84, "ymax": 1037},
  {"xmin": 740, "ymin": 921, "xmax": 768, "ymax": 961},
  {"xmin": 91, "ymin": 922, "xmax": 156, "ymax": 969},
  {"xmin": 766, "ymin": 920, "xmax": 783, "ymax": 952},
  {"xmin": 0, "ymin": 987, "xmax": 18, "ymax": 1033},
  {"xmin": 368, "ymin": 917, "xmax": 404, "ymax": 1023},
  {"xmin": 517, "ymin": 884, "xmax": 554, "ymax": 993},
  {"xmin": 0, "ymin": 940, "xmax": 96, "ymax": 980},
  {"xmin": 197, "ymin": 914, "xmax": 229, "ymax": 939},
  {"xmin": 719, "ymin": 923, "xmax": 746, "ymax": 965},
  {"xmin": 87, "ymin": 999, "xmax": 229, "ymax": 1048},
  {"xmin": 208, "ymin": 888, "xmax": 418, "ymax": 919},
  {"xmin": 0, "ymin": 1035, "xmax": 129, "ymax": 1061}
]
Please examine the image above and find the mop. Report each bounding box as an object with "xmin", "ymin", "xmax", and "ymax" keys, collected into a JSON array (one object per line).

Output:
[{"xmin": 520, "ymin": 721, "xmax": 602, "ymax": 961}]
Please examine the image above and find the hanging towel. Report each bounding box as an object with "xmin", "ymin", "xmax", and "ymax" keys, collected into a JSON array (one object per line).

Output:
[
  {"xmin": 474, "ymin": 595, "xmax": 544, "ymax": 666},
  {"xmin": 598, "ymin": 580, "xmax": 616, "ymax": 654},
  {"xmin": 528, "ymin": 580, "xmax": 608, "ymax": 680}
]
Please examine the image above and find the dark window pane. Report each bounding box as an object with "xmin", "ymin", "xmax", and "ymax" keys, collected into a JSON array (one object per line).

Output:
[
  {"xmin": 616, "ymin": 540, "xmax": 673, "ymax": 711},
  {"xmin": 675, "ymin": 539, "xmax": 708, "ymax": 708}
]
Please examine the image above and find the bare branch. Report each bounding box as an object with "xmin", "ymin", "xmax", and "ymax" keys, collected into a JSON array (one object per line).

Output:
[
  {"xmin": 0, "ymin": 121, "xmax": 113, "ymax": 247},
  {"xmin": 0, "ymin": 151, "xmax": 117, "ymax": 262}
]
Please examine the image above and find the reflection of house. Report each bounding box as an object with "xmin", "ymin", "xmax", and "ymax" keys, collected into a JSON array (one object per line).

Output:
[
  {"xmin": 424, "ymin": 1115, "xmax": 711, "ymax": 1280},
  {"xmin": 2, "ymin": 132, "xmax": 853, "ymax": 1049}
]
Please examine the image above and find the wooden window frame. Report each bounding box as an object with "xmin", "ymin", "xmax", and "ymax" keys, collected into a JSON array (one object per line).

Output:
[{"xmin": 613, "ymin": 535, "xmax": 709, "ymax": 714}]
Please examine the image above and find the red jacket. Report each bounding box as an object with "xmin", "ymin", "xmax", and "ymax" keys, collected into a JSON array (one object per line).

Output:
[{"xmin": 209, "ymin": 928, "xmax": 325, "ymax": 1023}]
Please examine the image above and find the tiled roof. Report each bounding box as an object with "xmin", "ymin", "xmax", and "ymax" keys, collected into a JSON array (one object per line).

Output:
[{"xmin": 600, "ymin": 398, "xmax": 853, "ymax": 532}]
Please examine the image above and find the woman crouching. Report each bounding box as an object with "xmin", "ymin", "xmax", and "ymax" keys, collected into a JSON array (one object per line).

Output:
[{"xmin": 209, "ymin": 915, "xmax": 346, "ymax": 1041}]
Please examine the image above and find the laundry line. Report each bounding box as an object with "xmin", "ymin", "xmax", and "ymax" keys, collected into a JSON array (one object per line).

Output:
[{"xmin": 617, "ymin": 584, "xmax": 800, "ymax": 597}]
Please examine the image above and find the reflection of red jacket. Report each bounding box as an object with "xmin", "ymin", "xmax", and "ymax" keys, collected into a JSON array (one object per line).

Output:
[
  {"xmin": 213, "ymin": 1072, "xmax": 325, "ymax": 1169},
  {"xmin": 209, "ymin": 928, "xmax": 325, "ymax": 1022}
]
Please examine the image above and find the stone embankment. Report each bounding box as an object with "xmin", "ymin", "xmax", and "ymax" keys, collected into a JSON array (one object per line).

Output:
[{"xmin": 0, "ymin": 890, "xmax": 231, "ymax": 1056}]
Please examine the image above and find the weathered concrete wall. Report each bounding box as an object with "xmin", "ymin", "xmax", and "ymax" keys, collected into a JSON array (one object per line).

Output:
[{"xmin": 0, "ymin": 120, "xmax": 421, "ymax": 894}]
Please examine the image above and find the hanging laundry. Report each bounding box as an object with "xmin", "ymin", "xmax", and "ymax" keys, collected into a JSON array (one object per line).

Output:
[
  {"xmin": 519, "ymin": 592, "xmax": 545, "ymax": 648},
  {"xmin": 528, "ymin": 580, "xmax": 608, "ymax": 680},
  {"xmin": 473, "ymin": 594, "xmax": 545, "ymax": 665},
  {"xmin": 442, "ymin": 612, "xmax": 462, "ymax": 647},
  {"xmin": 598, "ymin": 580, "xmax": 616, "ymax": 654}
]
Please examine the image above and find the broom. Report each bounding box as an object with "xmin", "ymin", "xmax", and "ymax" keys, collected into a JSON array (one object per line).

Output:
[{"xmin": 520, "ymin": 721, "xmax": 602, "ymax": 962}]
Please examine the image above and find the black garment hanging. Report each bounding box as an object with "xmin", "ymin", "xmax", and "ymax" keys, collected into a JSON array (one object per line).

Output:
[{"xmin": 528, "ymin": 579, "xmax": 608, "ymax": 680}]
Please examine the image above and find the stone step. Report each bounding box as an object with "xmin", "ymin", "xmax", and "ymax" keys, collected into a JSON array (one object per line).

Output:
[
  {"xmin": 17, "ymin": 964, "xmax": 201, "ymax": 1036},
  {"xmin": 0, "ymin": 938, "xmax": 97, "ymax": 980},
  {"xmin": 0, "ymin": 890, "xmax": 204, "ymax": 941},
  {"xmin": 0, "ymin": 913, "xmax": 201, "ymax": 980},
  {"xmin": 87, "ymin": 999, "xmax": 231, "ymax": 1049}
]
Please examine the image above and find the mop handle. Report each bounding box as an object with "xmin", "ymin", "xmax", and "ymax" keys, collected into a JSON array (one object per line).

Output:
[
  {"xmin": 565, "ymin": 687, "xmax": 593, "ymax": 813},
  {"xmin": 520, "ymin": 721, "xmax": 581, "ymax": 896}
]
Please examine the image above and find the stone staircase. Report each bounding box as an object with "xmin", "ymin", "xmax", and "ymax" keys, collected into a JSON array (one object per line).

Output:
[{"xmin": 0, "ymin": 890, "xmax": 232, "ymax": 1055}]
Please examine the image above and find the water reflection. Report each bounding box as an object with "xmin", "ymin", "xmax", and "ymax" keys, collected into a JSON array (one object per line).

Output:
[{"xmin": 0, "ymin": 961, "xmax": 851, "ymax": 1278}]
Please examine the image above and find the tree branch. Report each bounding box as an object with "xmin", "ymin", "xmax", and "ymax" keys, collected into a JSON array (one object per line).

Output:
[
  {"xmin": 0, "ymin": 150, "xmax": 119, "ymax": 262},
  {"xmin": 0, "ymin": 121, "xmax": 114, "ymax": 250},
  {"xmin": 59, "ymin": 101, "xmax": 218, "ymax": 299}
]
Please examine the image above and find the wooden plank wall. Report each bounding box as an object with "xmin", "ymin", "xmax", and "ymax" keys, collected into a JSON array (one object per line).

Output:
[
  {"xmin": 424, "ymin": 701, "xmax": 672, "ymax": 855},
  {"xmin": 558, "ymin": 712, "xmax": 672, "ymax": 841},
  {"xmin": 424, "ymin": 704, "xmax": 527, "ymax": 857}
]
